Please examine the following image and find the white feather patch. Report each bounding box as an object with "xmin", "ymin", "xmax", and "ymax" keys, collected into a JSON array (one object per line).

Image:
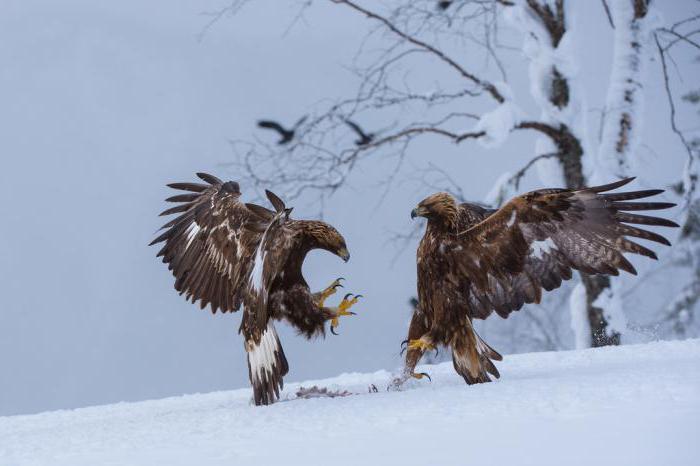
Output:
[
  {"xmin": 185, "ymin": 222, "xmax": 200, "ymax": 250},
  {"xmin": 249, "ymin": 222, "xmax": 274, "ymax": 293},
  {"xmin": 250, "ymin": 241, "xmax": 266, "ymax": 293},
  {"xmin": 530, "ymin": 238, "xmax": 557, "ymax": 259},
  {"xmin": 247, "ymin": 323, "xmax": 280, "ymax": 387}
]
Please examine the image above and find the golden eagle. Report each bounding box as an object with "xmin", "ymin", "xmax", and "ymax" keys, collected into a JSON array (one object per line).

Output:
[
  {"xmin": 398, "ymin": 178, "xmax": 678, "ymax": 386},
  {"xmin": 150, "ymin": 173, "xmax": 360, "ymax": 405}
]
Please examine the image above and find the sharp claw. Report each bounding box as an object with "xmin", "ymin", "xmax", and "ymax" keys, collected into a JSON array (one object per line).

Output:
[
  {"xmin": 343, "ymin": 292, "xmax": 353, "ymax": 301},
  {"xmin": 330, "ymin": 326, "xmax": 339, "ymax": 336},
  {"xmin": 418, "ymin": 372, "xmax": 432, "ymax": 382},
  {"xmin": 434, "ymin": 347, "xmax": 439, "ymax": 358},
  {"xmin": 399, "ymin": 339, "xmax": 409, "ymax": 356},
  {"xmin": 354, "ymin": 294, "xmax": 363, "ymax": 299}
]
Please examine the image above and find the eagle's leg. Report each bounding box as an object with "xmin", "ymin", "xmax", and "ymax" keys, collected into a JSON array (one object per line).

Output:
[
  {"xmin": 329, "ymin": 293, "xmax": 362, "ymax": 335},
  {"xmin": 403, "ymin": 336, "xmax": 436, "ymax": 381},
  {"xmin": 313, "ymin": 277, "xmax": 344, "ymax": 308},
  {"xmin": 390, "ymin": 339, "xmax": 433, "ymax": 389},
  {"xmin": 389, "ymin": 314, "xmax": 433, "ymax": 390}
]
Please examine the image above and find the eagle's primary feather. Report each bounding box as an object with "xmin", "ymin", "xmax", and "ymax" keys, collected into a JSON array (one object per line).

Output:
[
  {"xmin": 151, "ymin": 173, "xmax": 351, "ymax": 405},
  {"xmin": 403, "ymin": 177, "xmax": 678, "ymax": 385}
]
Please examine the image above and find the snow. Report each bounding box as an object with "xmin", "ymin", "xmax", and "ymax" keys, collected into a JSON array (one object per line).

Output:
[
  {"xmin": 473, "ymin": 101, "xmax": 521, "ymax": 149},
  {"xmin": 594, "ymin": 277, "xmax": 629, "ymax": 341},
  {"xmin": 504, "ymin": 0, "xmax": 590, "ymax": 188},
  {"xmin": 504, "ymin": 2, "xmax": 583, "ymax": 129},
  {"xmin": 534, "ymin": 137, "xmax": 565, "ymax": 187},
  {"xmin": 2, "ymin": 340, "xmax": 699, "ymax": 466},
  {"xmin": 482, "ymin": 171, "xmax": 513, "ymax": 206},
  {"xmin": 569, "ymin": 282, "xmax": 590, "ymax": 349}
]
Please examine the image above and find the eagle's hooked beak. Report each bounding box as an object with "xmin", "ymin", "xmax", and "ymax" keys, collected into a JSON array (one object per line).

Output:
[
  {"xmin": 338, "ymin": 247, "xmax": 350, "ymax": 262},
  {"xmin": 411, "ymin": 206, "xmax": 428, "ymax": 219}
]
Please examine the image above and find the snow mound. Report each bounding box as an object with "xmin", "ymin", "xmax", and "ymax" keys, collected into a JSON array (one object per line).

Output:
[{"xmin": 2, "ymin": 340, "xmax": 699, "ymax": 466}]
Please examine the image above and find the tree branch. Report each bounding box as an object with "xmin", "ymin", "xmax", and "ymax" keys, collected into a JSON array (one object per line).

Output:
[
  {"xmin": 601, "ymin": 0, "xmax": 615, "ymax": 29},
  {"xmin": 329, "ymin": 0, "xmax": 505, "ymax": 103}
]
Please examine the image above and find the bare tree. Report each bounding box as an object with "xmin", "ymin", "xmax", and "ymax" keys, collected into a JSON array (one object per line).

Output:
[{"xmin": 219, "ymin": 0, "xmax": 698, "ymax": 348}]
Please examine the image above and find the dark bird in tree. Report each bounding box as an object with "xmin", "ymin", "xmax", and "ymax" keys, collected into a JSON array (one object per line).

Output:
[
  {"xmin": 257, "ymin": 116, "xmax": 307, "ymax": 145},
  {"xmin": 151, "ymin": 172, "xmax": 361, "ymax": 405},
  {"xmin": 392, "ymin": 178, "xmax": 678, "ymax": 388},
  {"xmin": 344, "ymin": 119, "xmax": 375, "ymax": 146},
  {"xmin": 437, "ymin": 1, "xmax": 453, "ymax": 10}
]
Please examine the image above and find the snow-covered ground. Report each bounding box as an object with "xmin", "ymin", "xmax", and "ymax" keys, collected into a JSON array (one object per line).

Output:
[{"xmin": 2, "ymin": 340, "xmax": 699, "ymax": 466}]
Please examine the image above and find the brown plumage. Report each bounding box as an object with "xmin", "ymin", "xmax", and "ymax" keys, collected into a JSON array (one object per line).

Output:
[
  {"xmin": 401, "ymin": 177, "xmax": 678, "ymax": 386},
  {"xmin": 151, "ymin": 173, "xmax": 352, "ymax": 405}
]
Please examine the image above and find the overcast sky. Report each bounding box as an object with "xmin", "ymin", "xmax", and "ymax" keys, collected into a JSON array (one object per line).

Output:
[{"xmin": 0, "ymin": 0, "xmax": 696, "ymax": 416}]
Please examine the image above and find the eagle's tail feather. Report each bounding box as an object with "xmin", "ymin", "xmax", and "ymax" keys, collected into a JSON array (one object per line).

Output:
[
  {"xmin": 246, "ymin": 322, "xmax": 289, "ymax": 406},
  {"xmin": 452, "ymin": 321, "xmax": 502, "ymax": 385}
]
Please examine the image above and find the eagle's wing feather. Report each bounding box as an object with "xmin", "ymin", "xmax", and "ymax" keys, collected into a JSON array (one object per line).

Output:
[
  {"xmin": 150, "ymin": 173, "xmax": 266, "ymax": 314},
  {"xmin": 452, "ymin": 177, "xmax": 678, "ymax": 320}
]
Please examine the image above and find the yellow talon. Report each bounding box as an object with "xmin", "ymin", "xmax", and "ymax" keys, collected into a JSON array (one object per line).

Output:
[
  {"xmin": 407, "ymin": 337, "xmax": 435, "ymax": 352},
  {"xmin": 338, "ymin": 293, "xmax": 361, "ymax": 313},
  {"xmin": 317, "ymin": 277, "xmax": 344, "ymax": 308},
  {"xmin": 330, "ymin": 293, "xmax": 362, "ymax": 335}
]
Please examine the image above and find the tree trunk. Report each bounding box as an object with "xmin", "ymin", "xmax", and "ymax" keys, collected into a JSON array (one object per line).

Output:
[
  {"xmin": 580, "ymin": 275, "xmax": 620, "ymax": 346},
  {"xmin": 524, "ymin": 0, "xmax": 620, "ymax": 347}
]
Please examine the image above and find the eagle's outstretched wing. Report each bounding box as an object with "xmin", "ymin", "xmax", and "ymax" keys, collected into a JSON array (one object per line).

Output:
[
  {"xmin": 450, "ymin": 177, "xmax": 678, "ymax": 319},
  {"xmin": 150, "ymin": 172, "xmax": 268, "ymax": 313}
]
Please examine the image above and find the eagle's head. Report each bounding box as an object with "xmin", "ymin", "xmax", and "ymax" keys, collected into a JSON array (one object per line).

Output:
[
  {"xmin": 411, "ymin": 192, "xmax": 458, "ymax": 226},
  {"xmin": 305, "ymin": 221, "xmax": 350, "ymax": 262}
]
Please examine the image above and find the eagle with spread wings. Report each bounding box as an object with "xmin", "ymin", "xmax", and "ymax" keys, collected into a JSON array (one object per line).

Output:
[
  {"xmin": 150, "ymin": 173, "xmax": 360, "ymax": 405},
  {"xmin": 396, "ymin": 178, "xmax": 678, "ymax": 386}
]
